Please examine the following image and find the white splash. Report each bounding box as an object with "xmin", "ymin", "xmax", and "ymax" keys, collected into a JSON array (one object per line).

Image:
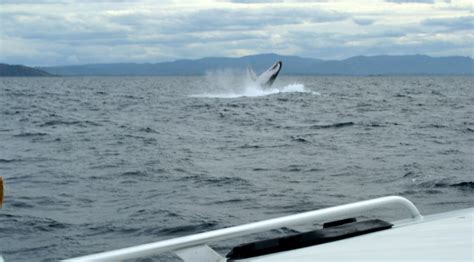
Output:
[{"xmin": 190, "ymin": 70, "xmax": 320, "ymax": 98}]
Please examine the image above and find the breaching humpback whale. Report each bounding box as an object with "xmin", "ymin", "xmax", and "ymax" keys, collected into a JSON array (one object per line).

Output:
[{"xmin": 247, "ymin": 61, "xmax": 282, "ymax": 88}]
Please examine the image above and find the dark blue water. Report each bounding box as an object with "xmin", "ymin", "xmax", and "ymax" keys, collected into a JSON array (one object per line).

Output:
[{"xmin": 0, "ymin": 76, "xmax": 473, "ymax": 261}]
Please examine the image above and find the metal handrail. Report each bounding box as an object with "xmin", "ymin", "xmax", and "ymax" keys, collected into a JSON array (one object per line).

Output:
[{"xmin": 63, "ymin": 195, "xmax": 422, "ymax": 261}]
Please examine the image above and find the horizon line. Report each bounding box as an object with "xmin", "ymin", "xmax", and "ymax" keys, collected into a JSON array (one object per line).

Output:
[{"xmin": 2, "ymin": 53, "xmax": 474, "ymax": 68}]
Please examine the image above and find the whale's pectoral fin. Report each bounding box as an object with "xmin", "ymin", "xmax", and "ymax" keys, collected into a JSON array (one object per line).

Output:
[{"xmin": 247, "ymin": 66, "xmax": 257, "ymax": 82}]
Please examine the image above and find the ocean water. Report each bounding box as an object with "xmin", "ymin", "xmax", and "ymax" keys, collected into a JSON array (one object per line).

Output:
[{"xmin": 0, "ymin": 75, "xmax": 473, "ymax": 261}]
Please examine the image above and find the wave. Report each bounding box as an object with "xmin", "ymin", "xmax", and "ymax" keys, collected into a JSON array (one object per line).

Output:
[
  {"xmin": 449, "ymin": 181, "xmax": 474, "ymax": 190},
  {"xmin": 191, "ymin": 83, "xmax": 318, "ymax": 98},
  {"xmin": 291, "ymin": 136, "xmax": 311, "ymax": 143},
  {"xmin": 311, "ymin": 121, "xmax": 355, "ymax": 129},
  {"xmin": 120, "ymin": 170, "xmax": 150, "ymax": 177},
  {"xmin": 159, "ymin": 221, "xmax": 218, "ymax": 235},
  {"xmin": 0, "ymin": 158, "xmax": 23, "ymax": 163},
  {"xmin": 39, "ymin": 120, "xmax": 100, "ymax": 127},
  {"xmin": 0, "ymin": 214, "xmax": 70, "ymax": 234},
  {"xmin": 13, "ymin": 132, "xmax": 49, "ymax": 137},
  {"xmin": 410, "ymin": 178, "xmax": 474, "ymax": 191}
]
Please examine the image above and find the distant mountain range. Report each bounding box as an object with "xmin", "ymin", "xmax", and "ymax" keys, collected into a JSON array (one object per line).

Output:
[
  {"xmin": 2, "ymin": 54, "xmax": 473, "ymax": 76},
  {"xmin": 0, "ymin": 63, "xmax": 53, "ymax": 77}
]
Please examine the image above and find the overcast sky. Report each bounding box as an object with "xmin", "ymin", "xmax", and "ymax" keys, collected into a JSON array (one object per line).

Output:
[{"xmin": 0, "ymin": 0, "xmax": 472, "ymax": 66}]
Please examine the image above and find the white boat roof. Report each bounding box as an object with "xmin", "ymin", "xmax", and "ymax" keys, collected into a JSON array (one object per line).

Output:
[
  {"xmin": 60, "ymin": 196, "xmax": 473, "ymax": 262},
  {"xmin": 237, "ymin": 208, "xmax": 474, "ymax": 262}
]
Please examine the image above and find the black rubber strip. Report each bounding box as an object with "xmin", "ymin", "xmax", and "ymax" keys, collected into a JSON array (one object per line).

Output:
[{"xmin": 226, "ymin": 219, "xmax": 393, "ymax": 260}]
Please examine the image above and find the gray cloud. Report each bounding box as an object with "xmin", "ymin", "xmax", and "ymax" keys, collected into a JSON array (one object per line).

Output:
[
  {"xmin": 226, "ymin": 0, "xmax": 284, "ymax": 3},
  {"xmin": 104, "ymin": 7, "xmax": 349, "ymax": 34},
  {"xmin": 422, "ymin": 16, "xmax": 474, "ymax": 31},
  {"xmin": 385, "ymin": 0, "xmax": 435, "ymax": 3},
  {"xmin": 1, "ymin": 0, "xmax": 143, "ymax": 2},
  {"xmin": 1, "ymin": 1, "xmax": 472, "ymax": 66},
  {"xmin": 1, "ymin": 11, "xmax": 128, "ymax": 43},
  {"xmin": 225, "ymin": 0, "xmax": 331, "ymax": 2},
  {"xmin": 183, "ymin": 8, "xmax": 346, "ymax": 30},
  {"xmin": 353, "ymin": 18, "xmax": 375, "ymax": 26},
  {"xmin": 296, "ymin": 35, "xmax": 472, "ymax": 60}
]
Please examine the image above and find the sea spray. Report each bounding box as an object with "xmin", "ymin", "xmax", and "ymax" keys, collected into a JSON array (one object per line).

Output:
[{"xmin": 190, "ymin": 70, "xmax": 319, "ymax": 98}]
